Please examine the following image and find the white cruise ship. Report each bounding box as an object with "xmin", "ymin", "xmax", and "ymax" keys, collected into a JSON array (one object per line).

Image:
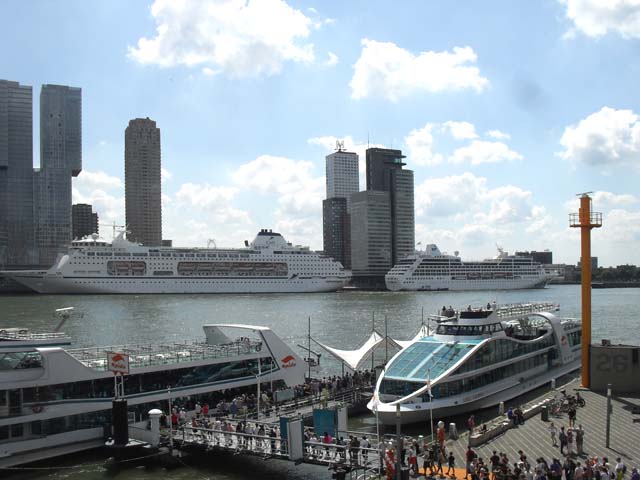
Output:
[
  {"xmin": 3, "ymin": 229, "xmax": 351, "ymax": 294},
  {"xmin": 0, "ymin": 324, "xmax": 306, "ymax": 467},
  {"xmin": 385, "ymin": 244, "xmax": 554, "ymax": 291},
  {"xmin": 369, "ymin": 303, "xmax": 581, "ymax": 425}
]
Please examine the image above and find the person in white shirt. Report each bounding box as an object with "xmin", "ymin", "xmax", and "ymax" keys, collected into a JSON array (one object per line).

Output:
[{"xmin": 615, "ymin": 458, "xmax": 626, "ymax": 480}]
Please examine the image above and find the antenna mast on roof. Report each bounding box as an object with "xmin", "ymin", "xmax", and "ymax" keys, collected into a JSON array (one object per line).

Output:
[{"xmin": 335, "ymin": 140, "xmax": 345, "ymax": 152}]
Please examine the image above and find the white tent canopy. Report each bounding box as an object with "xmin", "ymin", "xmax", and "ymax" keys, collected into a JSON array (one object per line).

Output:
[
  {"xmin": 314, "ymin": 330, "xmax": 387, "ymax": 371},
  {"xmin": 392, "ymin": 323, "xmax": 431, "ymax": 349},
  {"xmin": 313, "ymin": 322, "xmax": 433, "ymax": 371}
]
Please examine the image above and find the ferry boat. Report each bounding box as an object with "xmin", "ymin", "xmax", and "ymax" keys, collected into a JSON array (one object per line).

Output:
[
  {"xmin": 0, "ymin": 324, "xmax": 306, "ymax": 468},
  {"xmin": 369, "ymin": 303, "xmax": 581, "ymax": 425},
  {"xmin": 385, "ymin": 244, "xmax": 555, "ymax": 291},
  {"xmin": 2, "ymin": 229, "xmax": 351, "ymax": 294}
]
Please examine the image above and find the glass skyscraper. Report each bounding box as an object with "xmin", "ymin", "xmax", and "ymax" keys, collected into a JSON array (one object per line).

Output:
[
  {"xmin": 34, "ymin": 84, "xmax": 82, "ymax": 266},
  {"xmin": 0, "ymin": 80, "xmax": 36, "ymax": 267}
]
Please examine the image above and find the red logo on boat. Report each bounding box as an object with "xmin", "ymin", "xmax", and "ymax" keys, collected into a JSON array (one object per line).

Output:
[
  {"xmin": 111, "ymin": 354, "xmax": 124, "ymax": 362},
  {"xmin": 281, "ymin": 355, "xmax": 296, "ymax": 368}
]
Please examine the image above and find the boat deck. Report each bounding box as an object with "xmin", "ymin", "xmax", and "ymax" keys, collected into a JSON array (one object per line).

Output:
[{"xmin": 67, "ymin": 338, "xmax": 264, "ymax": 371}]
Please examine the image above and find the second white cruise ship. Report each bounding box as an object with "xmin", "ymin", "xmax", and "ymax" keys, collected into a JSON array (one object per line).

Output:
[
  {"xmin": 385, "ymin": 244, "xmax": 554, "ymax": 291},
  {"xmin": 4, "ymin": 229, "xmax": 351, "ymax": 294}
]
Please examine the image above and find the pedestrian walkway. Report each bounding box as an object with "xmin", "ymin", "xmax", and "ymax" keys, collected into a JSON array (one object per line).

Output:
[{"xmin": 444, "ymin": 383, "xmax": 640, "ymax": 472}]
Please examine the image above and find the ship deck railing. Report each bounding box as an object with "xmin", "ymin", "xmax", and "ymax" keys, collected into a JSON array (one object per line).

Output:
[
  {"xmin": 0, "ymin": 330, "xmax": 71, "ymax": 341},
  {"xmin": 67, "ymin": 338, "xmax": 264, "ymax": 371},
  {"xmin": 495, "ymin": 302, "xmax": 558, "ymax": 319}
]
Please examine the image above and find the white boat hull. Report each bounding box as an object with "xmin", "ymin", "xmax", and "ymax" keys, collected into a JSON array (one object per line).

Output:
[
  {"xmin": 386, "ymin": 276, "xmax": 551, "ymax": 292},
  {"xmin": 8, "ymin": 274, "xmax": 349, "ymax": 294},
  {"xmin": 371, "ymin": 359, "xmax": 580, "ymax": 425}
]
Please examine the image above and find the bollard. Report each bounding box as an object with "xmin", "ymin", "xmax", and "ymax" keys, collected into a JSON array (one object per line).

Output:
[
  {"xmin": 448, "ymin": 422, "xmax": 458, "ymax": 440},
  {"xmin": 498, "ymin": 401, "xmax": 505, "ymax": 415},
  {"xmin": 551, "ymin": 378, "xmax": 556, "ymax": 390},
  {"xmin": 148, "ymin": 408, "xmax": 163, "ymax": 447}
]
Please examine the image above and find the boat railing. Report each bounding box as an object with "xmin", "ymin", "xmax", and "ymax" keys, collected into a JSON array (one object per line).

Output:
[
  {"xmin": 495, "ymin": 302, "xmax": 558, "ymax": 319},
  {"xmin": 0, "ymin": 330, "xmax": 70, "ymax": 341},
  {"xmin": 68, "ymin": 338, "xmax": 265, "ymax": 371}
]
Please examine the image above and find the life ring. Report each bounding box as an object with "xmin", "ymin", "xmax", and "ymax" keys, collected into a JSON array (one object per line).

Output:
[{"xmin": 32, "ymin": 405, "xmax": 43, "ymax": 414}]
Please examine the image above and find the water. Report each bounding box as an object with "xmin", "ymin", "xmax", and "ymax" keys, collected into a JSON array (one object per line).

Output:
[{"xmin": 2, "ymin": 285, "xmax": 639, "ymax": 479}]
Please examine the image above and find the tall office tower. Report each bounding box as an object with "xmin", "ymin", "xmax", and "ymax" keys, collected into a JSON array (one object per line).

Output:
[
  {"xmin": 365, "ymin": 147, "xmax": 415, "ymax": 265},
  {"xmin": 34, "ymin": 84, "xmax": 82, "ymax": 266},
  {"xmin": 125, "ymin": 118, "xmax": 162, "ymax": 246},
  {"xmin": 72, "ymin": 203, "xmax": 98, "ymax": 239},
  {"xmin": 349, "ymin": 191, "xmax": 392, "ymax": 283},
  {"xmin": 322, "ymin": 197, "xmax": 350, "ymax": 267},
  {"xmin": 0, "ymin": 80, "xmax": 36, "ymax": 267},
  {"xmin": 322, "ymin": 143, "xmax": 358, "ymax": 268},
  {"xmin": 325, "ymin": 146, "xmax": 359, "ymax": 209}
]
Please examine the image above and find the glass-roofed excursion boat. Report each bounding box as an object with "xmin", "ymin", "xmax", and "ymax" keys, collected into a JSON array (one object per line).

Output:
[{"xmin": 369, "ymin": 302, "xmax": 581, "ymax": 425}]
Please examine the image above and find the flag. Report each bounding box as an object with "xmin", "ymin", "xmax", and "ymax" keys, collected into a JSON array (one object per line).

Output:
[{"xmin": 426, "ymin": 369, "xmax": 433, "ymax": 398}]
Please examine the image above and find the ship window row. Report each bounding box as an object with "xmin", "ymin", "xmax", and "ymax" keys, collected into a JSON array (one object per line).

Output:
[
  {"xmin": 454, "ymin": 337, "xmax": 555, "ymax": 374},
  {"xmin": 435, "ymin": 323, "xmax": 503, "ymax": 336},
  {"xmin": 567, "ymin": 330, "xmax": 581, "ymax": 347},
  {"xmin": 0, "ymin": 358, "xmax": 274, "ymax": 419},
  {"xmin": 0, "ymin": 410, "xmax": 111, "ymax": 444},
  {"xmin": 380, "ymin": 352, "xmax": 550, "ymax": 399}
]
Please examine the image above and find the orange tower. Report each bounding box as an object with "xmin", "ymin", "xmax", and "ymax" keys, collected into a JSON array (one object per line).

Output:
[{"xmin": 569, "ymin": 193, "xmax": 602, "ymax": 388}]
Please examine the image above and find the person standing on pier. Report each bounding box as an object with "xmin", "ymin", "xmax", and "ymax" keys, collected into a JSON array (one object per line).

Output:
[
  {"xmin": 548, "ymin": 422, "xmax": 558, "ymax": 447},
  {"xmin": 575, "ymin": 425, "xmax": 585, "ymax": 455},
  {"xmin": 559, "ymin": 426, "xmax": 568, "ymax": 455}
]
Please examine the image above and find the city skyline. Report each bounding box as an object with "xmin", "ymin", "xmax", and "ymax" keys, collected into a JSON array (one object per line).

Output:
[{"xmin": 2, "ymin": 1, "xmax": 640, "ymax": 266}]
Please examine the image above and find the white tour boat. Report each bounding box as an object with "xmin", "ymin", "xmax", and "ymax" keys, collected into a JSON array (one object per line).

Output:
[
  {"xmin": 385, "ymin": 245, "xmax": 555, "ymax": 291},
  {"xmin": 0, "ymin": 324, "xmax": 306, "ymax": 467},
  {"xmin": 369, "ymin": 302, "xmax": 581, "ymax": 425},
  {"xmin": 2, "ymin": 229, "xmax": 351, "ymax": 294}
]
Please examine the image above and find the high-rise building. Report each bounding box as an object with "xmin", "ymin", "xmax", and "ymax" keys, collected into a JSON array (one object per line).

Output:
[
  {"xmin": 323, "ymin": 197, "xmax": 350, "ymax": 268},
  {"xmin": 366, "ymin": 147, "xmax": 406, "ymax": 192},
  {"xmin": 0, "ymin": 80, "xmax": 36, "ymax": 266},
  {"xmin": 325, "ymin": 148, "xmax": 359, "ymax": 210},
  {"xmin": 322, "ymin": 145, "xmax": 359, "ymax": 268},
  {"xmin": 350, "ymin": 147, "xmax": 415, "ymax": 285},
  {"xmin": 34, "ymin": 84, "xmax": 82, "ymax": 266},
  {"xmin": 125, "ymin": 118, "xmax": 162, "ymax": 246},
  {"xmin": 72, "ymin": 203, "xmax": 98, "ymax": 239},
  {"xmin": 350, "ymin": 191, "xmax": 392, "ymax": 282}
]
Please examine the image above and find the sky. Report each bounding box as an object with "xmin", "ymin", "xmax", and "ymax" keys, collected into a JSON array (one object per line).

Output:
[{"xmin": 2, "ymin": 0, "xmax": 640, "ymax": 267}]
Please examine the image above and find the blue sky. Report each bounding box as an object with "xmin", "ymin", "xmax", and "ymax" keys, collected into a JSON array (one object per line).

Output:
[{"xmin": 2, "ymin": 0, "xmax": 640, "ymax": 266}]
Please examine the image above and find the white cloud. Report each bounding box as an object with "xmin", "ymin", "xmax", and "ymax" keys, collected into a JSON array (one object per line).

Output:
[
  {"xmin": 415, "ymin": 172, "xmax": 487, "ymax": 218},
  {"xmin": 350, "ymin": 39, "xmax": 488, "ymax": 101},
  {"xmin": 201, "ymin": 67, "xmax": 218, "ymax": 76},
  {"xmin": 449, "ymin": 140, "xmax": 523, "ymax": 165},
  {"xmin": 307, "ymin": 135, "xmax": 386, "ymax": 182},
  {"xmin": 161, "ymin": 167, "xmax": 172, "ymax": 183},
  {"xmin": 560, "ymin": 0, "xmax": 640, "ymax": 39},
  {"xmin": 233, "ymin": 154, "xmax": 324, "ymax": 218},
  {"xmin": 477, "ymin": 185, "xmax": 534, "ymax": 224},
  {"xmin": 404, "ymin": 124, "xmax": 443, "ymax": 166},
  {"xmin": 486, "ymin": 129, "xmax": 510, "ymax": 140},
  {"xmin": 559, "ymin": 106, "xmax": 640, "ymax": 168},
  {"xmin": 564, "ymin": 190, "xmax": 639, "ymax": 213},
  {"xmin": 325, "ymin": 51, "xmax": 339, "ymax": 66},
  {"xmin": 175, "ymin": 183, "xmax": 238, "ymax": 207},
  {"xmin": 443, "ymin": 121, "xmax": 478, "ymax": 140},
  {"xmin": 128, "ymin": 0, "xmax": 315, "ymax": 77},
  {"xmin": 74, "ymin": 170, "xmax": 123, "ymax": 190}
]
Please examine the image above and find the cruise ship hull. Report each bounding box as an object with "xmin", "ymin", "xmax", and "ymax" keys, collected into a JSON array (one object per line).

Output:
[
  {"xmin": 8, "ymin": 274, "xmax": 349, "ymax": 294},
  {"xmin": 372, "ymin": 358, "xmax": 580, "ymax": 425},
  {"xmin": 386, "ymin": 276, "xmax": 551, "ymax": 291}
]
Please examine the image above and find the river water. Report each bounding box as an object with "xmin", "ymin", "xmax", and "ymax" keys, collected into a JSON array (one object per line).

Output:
[{"xmin": 2, "ymin": 285, "xmax": 639, "ymax": 479}]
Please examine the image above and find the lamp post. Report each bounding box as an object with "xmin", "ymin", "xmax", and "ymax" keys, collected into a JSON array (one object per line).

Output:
[
  {"xmin": 396, "ymin": 404, "xmax": 403, "ymax": 480},
  {"xmin": 167, "ymin": 386, "xmax": 174, "ymax": 451},
  {"xmin": 606, "ymin": 383, "xmax": 612, "ymax": 448}
]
